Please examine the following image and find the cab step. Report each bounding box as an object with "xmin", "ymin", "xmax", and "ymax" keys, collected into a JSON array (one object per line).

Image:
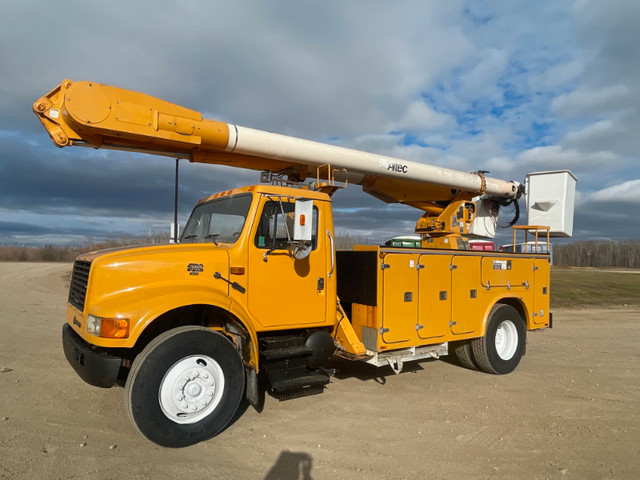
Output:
[
  {"xmin": 269, "ymin": 371, "xmax": 331, "ymax": 392},
  {"xmin": 259, "ymin": 332, "xmax": 332, "ymax": 394},
  {"xmin": 272, "ymin": 386, "xmax": 325, "ymax": 401}
]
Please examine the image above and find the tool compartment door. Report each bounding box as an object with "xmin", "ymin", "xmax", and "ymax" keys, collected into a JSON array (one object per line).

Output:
[
  {"xmin": 533, "ymin": 258, "xmax": 551, "ymax": 325},
  {"xmin": 381, "ymin": 252, "xmax": 419, "ymax": 345},
  {"xmin": 450, "ymin": 255, "xmax": 482, "ymax": 335},
  {"xmin": 416, "ymin": 254, "xmax": 452, "ymax": 341}
]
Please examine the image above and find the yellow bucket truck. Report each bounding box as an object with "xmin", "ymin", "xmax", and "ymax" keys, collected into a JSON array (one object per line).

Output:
[{"xmin": 33, "ymin": 80, "xmax": 576, "ymax": 447}]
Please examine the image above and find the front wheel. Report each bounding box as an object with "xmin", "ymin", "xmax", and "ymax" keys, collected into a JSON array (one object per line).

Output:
[
  {"xmin": 125, "ymin": 326, "xmax": 245, "ymax": 447},
  {"xmin": 471, "ymin": 304, "xmax": 526, "ymax": 374}
]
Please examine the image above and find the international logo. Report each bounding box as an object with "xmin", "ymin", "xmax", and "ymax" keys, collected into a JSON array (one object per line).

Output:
[{"xmin": 187, "ymin": 263, "xmax": 204, "ymax": 275}]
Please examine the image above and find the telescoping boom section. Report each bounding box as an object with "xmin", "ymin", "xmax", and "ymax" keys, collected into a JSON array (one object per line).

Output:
[{"xmin": 34, "ymin": 79, "xmax": 575, "ymax": 448}]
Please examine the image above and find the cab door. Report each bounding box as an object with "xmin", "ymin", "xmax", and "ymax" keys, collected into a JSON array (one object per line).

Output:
[{"xmin": 247, "ymin": 197, "xmax": 327, "ymax": 328}]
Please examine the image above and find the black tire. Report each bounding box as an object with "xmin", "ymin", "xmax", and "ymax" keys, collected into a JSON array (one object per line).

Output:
[
  {"xmin": 471, "ymin": 304, "xmax": 526, "ymax": 375},
  {"xmin": 125, "ymin": 326, "xmax": 245, "ymax": 447},
  {"xmin": 452, "ymin": 340, "xmax": 478, "ymax": 370}
]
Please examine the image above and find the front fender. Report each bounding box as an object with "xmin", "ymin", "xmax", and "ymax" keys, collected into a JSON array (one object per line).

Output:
[{"xmin": 86, "ymin": 280, "xmax": 232, "ymax": 348}]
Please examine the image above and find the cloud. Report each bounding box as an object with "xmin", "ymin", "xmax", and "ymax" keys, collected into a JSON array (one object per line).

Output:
[
  {"xmin": 563, "ymin": 120, "xmax": 638, "ymax": 158},
  {"xmin": 457, "ymin": 48, "xmax": 509, "ymax": 102},
  {"xmin": 590, "ymin": 179, "xmax": 640, "ymax": 203},
  {"xmin": 572, "ymin": 198, "xmax": 640, "ymax": 240},
  {"xmin": 528, "ymin": 60, "xmax": 582, "ymax": 92},
  {"xmin": 551, "ymin": 84, "xmax": 630, "ymax": 117},
  {"xmin": 516, "ymin": 145, "xmax": 620, "ymax": 173},
  {"xmin": 390, "ymin": 101, "xmax": 453, "ymax": 132}
]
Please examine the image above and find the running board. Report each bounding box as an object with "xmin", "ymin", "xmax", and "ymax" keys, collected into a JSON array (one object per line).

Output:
[
  {"xmin": 269, "ymin": 371, "xmax": 331, "ymax": 392},
  {"xmin": 272, "ymin": 385, "xmax": 325, "ymax": 401}
]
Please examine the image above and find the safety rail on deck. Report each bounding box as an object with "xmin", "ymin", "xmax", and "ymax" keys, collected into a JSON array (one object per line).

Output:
[
  {"xmin": 315, "ymin": 164, "xmax": 348, "ymax": 195},
  {"xmin": 512, "ymin": 225, "xmax": 551, "ymax": 254}
]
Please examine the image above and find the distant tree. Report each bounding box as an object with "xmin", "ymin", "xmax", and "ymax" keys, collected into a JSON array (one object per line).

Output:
[{"xmin": 553, "ymin": 240, "xmax": 640, "ymax": 268}]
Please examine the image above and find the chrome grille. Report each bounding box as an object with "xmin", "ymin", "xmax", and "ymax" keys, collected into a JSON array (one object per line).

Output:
[{"xmin": 69, "ymin": 260, "xmax": 91, "ymax": 311}]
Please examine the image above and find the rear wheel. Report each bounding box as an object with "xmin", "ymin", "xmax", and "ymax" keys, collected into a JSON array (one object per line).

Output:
[
  {"xmin": 125, "ymin": 326, "xmax": 245, "ymax": 447},
  {"xmin": 472, "ymin": 304, "xmax": 525, "ymax": 374},
  {"xmin": 452, "ymin": 340, "xmax": 478, "ymax": 370}
]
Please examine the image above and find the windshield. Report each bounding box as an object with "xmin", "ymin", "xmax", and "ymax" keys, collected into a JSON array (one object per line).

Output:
[{"xmin": 181, "ymin": 193, "xmax": 253, "ymax": 244}]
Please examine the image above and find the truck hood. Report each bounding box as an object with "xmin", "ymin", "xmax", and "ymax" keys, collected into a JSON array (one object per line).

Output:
[
  {"xmin": 81, "ymin": 242, "xmax": 232, "ymax": 315},
  {"xmin": 71, "ymin": 242, "xmax": 235, "ymax": 348},
  {"xmin": 77, "ymin": 243, "xmax": 208, "ymax": 262}
]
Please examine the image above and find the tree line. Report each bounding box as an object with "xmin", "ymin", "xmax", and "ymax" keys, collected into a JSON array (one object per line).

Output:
[
  {"xmin": 552, "ymin": 239, "xmax": 640, "ymax": 268},
  {"xmin": 1, "ymin": 237, "xmax": 639, "ymax": 269},
  {"xmin": 0, "ymin": 234, "xmax": 169, "ymax": 262}
]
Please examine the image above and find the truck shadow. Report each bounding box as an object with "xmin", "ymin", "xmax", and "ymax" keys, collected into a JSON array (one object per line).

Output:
[
  {"xmin": 221, "ymin": 355, "xmax": 456, "ymax": 439},
  {"xmin": 329, "ymin": 356, "xmax": 438, "ymax": 383},
  {"xmin": 264, "ymin": 450, "xmax": 313, "ymax": 480}
]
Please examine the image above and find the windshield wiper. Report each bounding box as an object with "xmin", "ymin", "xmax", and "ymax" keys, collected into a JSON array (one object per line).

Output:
[{"xmin": 204, "ymin": 233, "xmax": 220, "ymax": 246}]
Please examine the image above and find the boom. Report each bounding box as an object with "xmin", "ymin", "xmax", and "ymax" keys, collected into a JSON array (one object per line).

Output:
[
  {"xmin": 34, "ymin": 80, "xmax": 524, "ymax": 245},
  {"xmin": 34, "ymin": 80, "xmax": 520, "ymax": 203}
]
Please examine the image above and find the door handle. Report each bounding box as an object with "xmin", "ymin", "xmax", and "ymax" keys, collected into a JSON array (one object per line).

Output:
[{"xmin": 327, "ymin": 230, "xmax": 335, "ymax": 278}]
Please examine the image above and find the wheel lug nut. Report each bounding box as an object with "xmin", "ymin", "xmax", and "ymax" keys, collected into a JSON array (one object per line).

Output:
[
  {"xmin": 176, "ymin": 395, "xmax": 184, "ymax": 401},
  {"xmin": 181, "ymin": 403, "xmax": 188, "ymax": 409},
  {"xmin": 192, "ymin": 405, "xmax": 198, "ymax": 411}
]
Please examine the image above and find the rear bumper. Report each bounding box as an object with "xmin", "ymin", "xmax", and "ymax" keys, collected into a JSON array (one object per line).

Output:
[{"xmin": 62, "ymin": 324, "xmax": 122, "ymax": 388}]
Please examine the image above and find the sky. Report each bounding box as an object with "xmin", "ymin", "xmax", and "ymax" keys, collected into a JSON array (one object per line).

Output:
[{"xmin": 1, "ymin": 0, "xmax": 639, "ymax": 246}]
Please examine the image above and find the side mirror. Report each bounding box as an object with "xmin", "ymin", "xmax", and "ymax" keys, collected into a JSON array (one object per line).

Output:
[{"xmin": 291, "ymin": 199, "xmax": 313, "ymax": 260}]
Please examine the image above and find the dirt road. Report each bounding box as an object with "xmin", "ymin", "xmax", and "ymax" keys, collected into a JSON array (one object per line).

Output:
[{"xmin": 0, "ymin": 262, "xmax": 638, "ymax": 479}]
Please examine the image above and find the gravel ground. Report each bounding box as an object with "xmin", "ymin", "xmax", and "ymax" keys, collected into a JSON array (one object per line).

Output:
[{"xmin": 1, "ymin": 262, "xmax": 638, "ymax": 479}]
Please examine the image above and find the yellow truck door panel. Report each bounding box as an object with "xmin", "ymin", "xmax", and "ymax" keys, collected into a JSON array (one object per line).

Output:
[
  {"xmin": 416, "ymin": 254, "xmax": 452, "ymax": 340},
  {"xmin": 247, "ymin": 198, "xmax": 326, "ymax": 328}
]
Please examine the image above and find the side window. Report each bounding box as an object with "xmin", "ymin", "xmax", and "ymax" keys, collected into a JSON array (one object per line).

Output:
[{"xmin": 255, "ymin": 201, "xmax": 318, "ymax": 250}]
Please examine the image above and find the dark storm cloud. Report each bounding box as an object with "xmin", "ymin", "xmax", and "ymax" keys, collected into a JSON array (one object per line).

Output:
[
  {"xmin": 0, "ymin": 220, "xmax": 58, "ymax": 237},
  {"xmin": 573, "ymin": 200, "xmax": 640, "ymax": 241},
  {"xmin": 0, "ymin": 135, "xmax": 256, "ymax": 218}
]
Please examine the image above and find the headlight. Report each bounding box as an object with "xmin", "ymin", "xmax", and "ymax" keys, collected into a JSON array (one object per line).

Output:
[
  {"xmin": 86, "ymin": 314, "xmax": 129, "ymax": 339},
  {"xmin": 86, "ymin": 315, "xmax": 102, "ymax": 336}
]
